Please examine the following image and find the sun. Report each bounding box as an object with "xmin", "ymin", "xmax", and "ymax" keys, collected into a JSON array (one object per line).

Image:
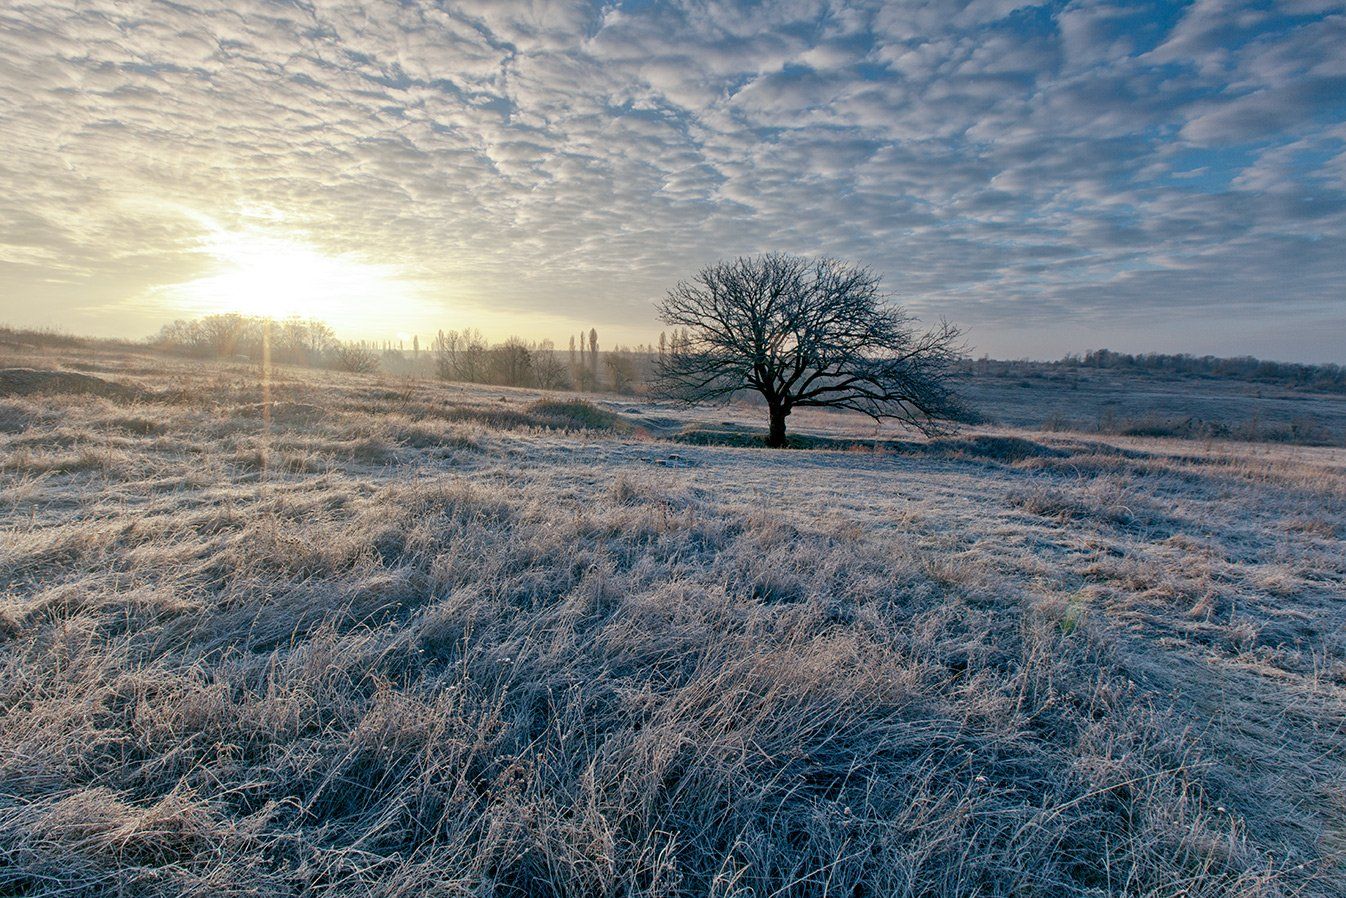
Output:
[{"xmin": 158, "ymin": 224, "xmax": 427, "ymax": 331}]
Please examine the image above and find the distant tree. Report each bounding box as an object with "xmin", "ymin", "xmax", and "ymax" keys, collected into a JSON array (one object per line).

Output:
[
  {"xmin": 605, "ymin": 346, "xmax": 638, "ymax": 394},
  {"xmin": 459, "ymin": 330, "xmax": 488, "ymax": 381},
  {"xmin": 275, "ymin": 317, "xmax": 335, "ymax": 365},
  {"xmin": 568, "ymin": 335, "xmax": 581, "ymax": 388},
  {"xmin": 588, "ymin": 328, "xmax": 599, "ymax": 388},
  {"xmin": 533, "ymin": 340, "xmax": 571, "ymax": 390},
  {"xmin": 433, "ymin": 328, "xmax": 488, "ymax": 382},
  {"xmin": 196, "ymin": 313, "xmax": 250, "ymax": 358},
  {"xmin": 655, "ymin": 253, "xmax": 965, "ymax": 447},
  {"xmin": 155, "ymin": 319, "xmax": 202, "ymax": 355},
  {"xmin": 331, "ymin": 340, "xmax": 379, "ymax": 374},
  {"xmin": 487, "ymin": 337, "xmax": 534, "ymax": 387},
  {"xmin": 433, "ymin": 329, "xmax": 455, "ymax": 380}
]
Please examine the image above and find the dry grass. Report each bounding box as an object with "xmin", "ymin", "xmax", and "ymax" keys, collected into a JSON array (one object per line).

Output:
[{"xmin": 1, "ymin": 345, "xmax": 1343, "ymax": 897}]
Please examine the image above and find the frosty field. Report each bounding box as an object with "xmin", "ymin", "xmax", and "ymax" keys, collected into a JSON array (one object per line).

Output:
[{"xmin": 1, "ymin": 346, "xmax": 1344, "ymax": 897}]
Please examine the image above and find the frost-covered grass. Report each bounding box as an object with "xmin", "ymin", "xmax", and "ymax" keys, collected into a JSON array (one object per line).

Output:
[{"xmin": 1, "ymin": 348, "xmax": 1344, "ymax": 897}]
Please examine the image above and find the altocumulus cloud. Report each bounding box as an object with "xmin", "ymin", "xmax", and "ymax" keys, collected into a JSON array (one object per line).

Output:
[{"xmin": 0, "ymin": 0, "xmax": 1343, "ymax": 358}]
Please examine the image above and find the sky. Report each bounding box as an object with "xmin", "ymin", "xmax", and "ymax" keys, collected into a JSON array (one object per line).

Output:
[{"xmin": 1, "ymin": 0, "xmax": 1344, "ymax": 361}]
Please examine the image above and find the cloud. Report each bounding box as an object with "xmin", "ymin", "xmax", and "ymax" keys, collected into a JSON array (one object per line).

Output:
[{"xmin": 0, "ymin": 0, "xmax": 1342, "ymax": 358}]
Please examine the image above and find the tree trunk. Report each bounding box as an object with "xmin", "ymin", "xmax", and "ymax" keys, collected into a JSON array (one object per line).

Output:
[{"xmin": 767, "ymin": 404, "xmax": 788, "ymax": 448}]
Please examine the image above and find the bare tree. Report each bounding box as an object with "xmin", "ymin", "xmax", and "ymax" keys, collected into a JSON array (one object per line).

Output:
[
  {"xmin": 605, "ymin": 346, "xmax": 638, "ymax": 394},
  {"xmin": 331, "ymin": 340, "xmax": 380, "ymax": 374},
  {"xmin": 432, "ymin": 329, "xmax": 459, "ymax": 380},
  {"xmin": 655, "ymin": 253, "xmax": 965, "ymax": 447},
  {"xmin": 533, "ymin": 339, "xmax": 571, "ymax": 390},
  {"xmin": 275, "ymin": 317, "xmax": 335, "ymax": 366},
  {"xmin": 486, "ymin": 337, "xmax": 534, "ymax": 387},
  {"xmin": 196, "ymin": 313, "xmax": 250, "ymax": 358},
  {"xmin": 588, "ymin": 328, "xmax": 599, "ymax": 389},
  {"xmin": 432, "ymin": 328, "xmax": 488, "ymax": 382}
]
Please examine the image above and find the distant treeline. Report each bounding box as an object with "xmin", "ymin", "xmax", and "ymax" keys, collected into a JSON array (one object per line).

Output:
[
  {"xmin": 152, "ymin": 314, "xmax": 676, "ymax": 393},
  {"xmin": 1, "ymin": 324, "xmax": 139, "ymax": 351},
  {"xmin": 16, "ymin": 315, "xmax": 1340, "ymax": 397},
  {"xmin": 1056, "ymin": 349, "xmax": 1346, "ymax": 393},
  {"xmin": 156, "ymin": 315, "xmax": 338, "ymax": 366}
]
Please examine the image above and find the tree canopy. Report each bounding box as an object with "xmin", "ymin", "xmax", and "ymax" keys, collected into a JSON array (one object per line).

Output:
[{"xmin": 656, "ymin": 253, "xmax": 965, "ymax": 447}]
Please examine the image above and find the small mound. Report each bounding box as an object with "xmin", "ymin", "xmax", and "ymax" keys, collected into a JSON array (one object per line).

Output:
[
  {"xmin": 927, "ymin": 434, "xmax": 1069, "ymax": 462},
  {"xmin": 674, "ymin": 425, "xmax": 767, "ymax": 448},
  {"xmin": 526, "ymin": 399, "xmax": 631, "ymax": 432},
  {"xmin": 439, "ymin": 398, "xmax": 632, "ymax": 434},
  {"xmin": 0, "ymin": 368, "xmax": 141, "ymax": 399},
  {"xmin": 443, "ymin": 405, "xmax": 539, "ymax": 430}
]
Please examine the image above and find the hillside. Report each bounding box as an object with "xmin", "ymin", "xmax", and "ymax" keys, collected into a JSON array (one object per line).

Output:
[{"xmin": 1, "ymin": 344, "xmax": 1344, "ymax": 896}]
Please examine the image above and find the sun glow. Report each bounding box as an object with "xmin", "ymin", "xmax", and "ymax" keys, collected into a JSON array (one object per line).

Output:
[{"xmin": 157, "ymin": 225, "xmax": 430, "ymax": 332}]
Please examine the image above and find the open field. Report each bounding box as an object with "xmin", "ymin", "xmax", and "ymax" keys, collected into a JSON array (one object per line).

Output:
[
  {"xmin": 2, "ymin": 344, "xmax": 1344, "ymax": 896},
  {"xmin": 961, "ymin": 364, "xmax": 1346, "ymax": 447}
]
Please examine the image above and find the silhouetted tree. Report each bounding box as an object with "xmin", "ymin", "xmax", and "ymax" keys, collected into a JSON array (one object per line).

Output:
[
  {"xmin": 331, "ymin": 340, "xmax": 379, "ymax": 373},
  {"xmin": 433, "ymin": 329, "xmax": 455, "ymax": 380},
  {"xmin": 588, "ymin": 328, "xmax": 599, "ymax": 388},
  {"xmin": 656, "ymin": 253, "xmax": 964, "ymax": 447},
  {"xmin": 605, "ymin": 346, "xmax": 638, "ymax": 394},
  {"xmin": 534, "ymin": 340, "xmax": 571, "ymax": 390},
  {"xmin": 196, "ymin": 313, "xmax": 250, "ymax": 358},
  {"xmin": 275, "ymin": 317, "xmax": 335, "ymax": 365},
  {"xmin": 433, "ymin": 328, "xmax": 488, "ymax": 382},
  {"xmin": 487, "ymin": 337, "xmax": 534, "ymax": 387}
]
